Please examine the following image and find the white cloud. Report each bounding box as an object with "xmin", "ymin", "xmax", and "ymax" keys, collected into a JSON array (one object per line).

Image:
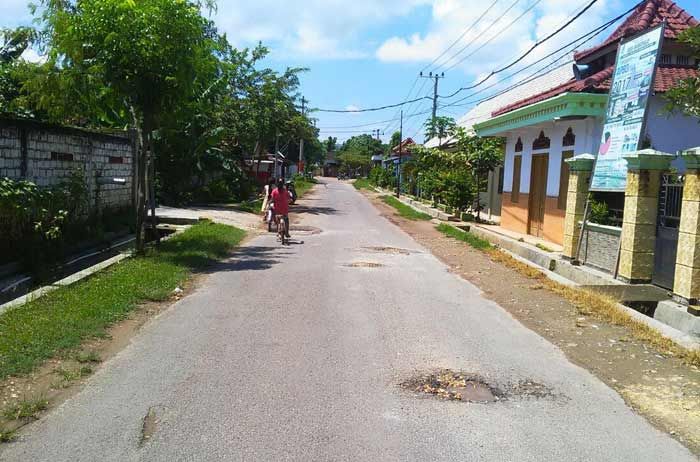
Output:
[
  {"xmin": 376, "ymin": 0, "xmax": 619, "ymax": 74},
  {"xmin": 213, "ymin": 0, "xmax": 429, "ymax": 60},
  {"xmin": 345, "ymin": 104, "xmax": 361, "ymax": 112},
  {"xmin": 0, "ymin": 0, "xmax": 35, "ymax": 27}
]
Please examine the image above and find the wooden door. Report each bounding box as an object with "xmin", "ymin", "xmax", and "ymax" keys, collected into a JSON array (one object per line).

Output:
[{"xmin": 528, "ymin": 154, "xmax": 549, "ymax": 237}]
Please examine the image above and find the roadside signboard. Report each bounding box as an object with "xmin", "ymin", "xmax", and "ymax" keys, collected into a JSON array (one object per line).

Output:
[{"xmin": 590, "ymin": 24, "xmax": 665, "ymax": 191}]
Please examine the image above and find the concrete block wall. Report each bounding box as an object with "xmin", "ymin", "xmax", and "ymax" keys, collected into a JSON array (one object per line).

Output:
[{"xmin": 0, "ymin": 119, "xmax": 135, "ymax": 213}]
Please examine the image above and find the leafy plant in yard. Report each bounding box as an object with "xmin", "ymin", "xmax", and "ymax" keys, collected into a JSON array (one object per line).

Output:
[
  {"xmin": 0, "ymin": 171, "xmax": 88, "ymax": 271},
  {"xmin": 369, "ymin": 166, "xmax": 394, "ymax": 188},
  {"xmin": 589, "ymin": 199, "xmax": 611, "ymax": 226}
]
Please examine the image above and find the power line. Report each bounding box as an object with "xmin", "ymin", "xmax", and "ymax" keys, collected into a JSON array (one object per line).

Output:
[
  {"xmin": 438, "ymin": 0, "xmax": 635, "ymax": 101},
  {"xmin": 441, "ymin": 0, "xmax": 542, "ymax": 73},
  {"xmin": 314, "ymin": 94, "xmax": 432, "ymax": 113},
  {"xmin": 421, "ymin": 0, "xmax": 501, "ymax": 73}
]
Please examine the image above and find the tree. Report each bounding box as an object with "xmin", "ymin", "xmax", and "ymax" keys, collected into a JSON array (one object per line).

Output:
[
  {"xmin": 424, "ymin": 116, "xmax": 456, "ymax": 147},
  {"xmin": 323, "ymin": 136, "xmax": 337, "ymax": 153},
  {"xmin": 37, "ymin": 0, "xmax": 221, "ymax": 251},
  {"xmin": 454, "ymin": 128, "xmax": 502, "ymax": 220},
  {"xmin": 665, "ymin": 27, "xmax": 700, "ymax": 118},
  {"xmin": 390, "ymin": 131, "xmax": 402, "ymax": 150}
]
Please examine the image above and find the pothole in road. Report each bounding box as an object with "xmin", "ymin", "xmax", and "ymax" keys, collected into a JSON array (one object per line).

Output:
[
  {"xmin": 402, "ymin": 370, "xmax": 501, "ymax": 403},
  {"xmin": 139, "ymin": 406, "xmax": 158, "ymax": 447},
  {"xmin": 401, "ymin": 370, "xmax": 560, "ymax": 403},
  {"xmin": 361, "ymin": 246, "xmax": 415, "ymax": 255},
  {"xmin": 345, "ymin": 261, "xmax": 385, "ymax": 268}
]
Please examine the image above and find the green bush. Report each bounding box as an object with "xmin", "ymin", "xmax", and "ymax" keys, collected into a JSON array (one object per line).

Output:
[
  {"xmin": 0, "ymin": 172, "xmax": 88, "ymax": 271},
  {"xmin": 369, "ymin": 166, "xmax": 394, "ymax": 188},
  {"xmin": 589, "ymin": 199, "xmax": 611, "ymax": 226}
]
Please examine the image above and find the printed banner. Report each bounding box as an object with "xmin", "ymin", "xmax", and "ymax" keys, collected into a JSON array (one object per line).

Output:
[{"xmin": 590, "ymin": 25, "xmax": 664, "ymax": 191}]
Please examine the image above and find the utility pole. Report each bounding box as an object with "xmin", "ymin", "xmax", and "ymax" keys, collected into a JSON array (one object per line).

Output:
[
  {"xmin": 298, "ymin": 97, "xmax": 307, "ymax": 176},
  {"xmin": 274, "ymin": 131, "xmax": 280, "ymax": 179},
  {"xmin": 372, "ymin": 128, "xmax": 383, "ymax": 140},
  {"xmin": 396, "ymin": 110, "xmax": 403, "ymax": 198},
  {"xmin": 419, "ymin": 71, "xmax": 445, "ymax": 138}
]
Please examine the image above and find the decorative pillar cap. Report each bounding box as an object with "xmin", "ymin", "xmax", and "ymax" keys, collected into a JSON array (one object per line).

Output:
[
  {"xmin": 680, "ymin": 146, "xmax": 700, "ymax": 169},
  {"xmin": 623, "ymin": 149, "xmax": 675, "ymax": 171},
  {"xmin": 565, "ymin": 153, "xmax": 595, "ymax": 172}
]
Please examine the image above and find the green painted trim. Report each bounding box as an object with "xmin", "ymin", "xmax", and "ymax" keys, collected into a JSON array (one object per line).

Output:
[
  {"xmin": 473, "ymin": 93, "xmax": 608, "ymax": 136},
  {"xmin": 623, "ymin": 149, "xmax": 675, "ymax": 171},
  {"xmin": 565, "ymin": 154, "xmax": 595, "ymax": 172},
  {"xmin": 680, "ymin": 150, "xmax": 700, "ymax": 170}
]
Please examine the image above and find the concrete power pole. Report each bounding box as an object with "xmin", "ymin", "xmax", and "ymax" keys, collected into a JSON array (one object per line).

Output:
[
  {"xmin": 298, "ymin": 97, "xmax": 307, "ymax": 176},
  {"xmin": 396, "ymin": 110, "xmax": 403, "ymax": 198},
  {"xmin": 420, "ymin": 71, "xmax": 445, "ymax": 138}
]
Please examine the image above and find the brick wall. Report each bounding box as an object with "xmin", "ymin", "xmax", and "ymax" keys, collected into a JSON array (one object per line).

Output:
[
  {"xmin": 0, "ymin": 118, "xmax": 135, "ymax": 213},
  {"xmin": 580, "ymin": 224, "xmax": 622, "ymax": 274}
]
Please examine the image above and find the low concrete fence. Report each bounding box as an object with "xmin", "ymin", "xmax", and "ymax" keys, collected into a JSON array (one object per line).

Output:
[
  {"xmin": 0, "ymin": 117, "xmax": 135, "ymax": 213},
  {"xmin": 579, "ymin": 222, "xmax": 622, "ymax": 274}
]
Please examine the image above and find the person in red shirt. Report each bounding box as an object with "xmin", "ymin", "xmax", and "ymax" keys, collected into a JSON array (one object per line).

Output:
[{"xmin": 271, "ymin": 178, "xmax": 291, "ymax": 238}]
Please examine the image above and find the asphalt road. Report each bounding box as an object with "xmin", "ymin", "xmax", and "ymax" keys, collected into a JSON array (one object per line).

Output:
[{"xmin": 1, "ymin": 179, "xmax": 695, "ymax": 461}]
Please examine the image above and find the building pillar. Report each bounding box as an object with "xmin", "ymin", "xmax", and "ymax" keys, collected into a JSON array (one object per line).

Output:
[
  {"xmin": 618, "ymin": 149, "xmax": 675, "ymax": 284},
  {"xmin": 562, "ymin": 154, "xmax": 594, "ymax": 261},
  {"xmin": 674, "ymin": 147, "xmax": 700, "ymax": 315}
]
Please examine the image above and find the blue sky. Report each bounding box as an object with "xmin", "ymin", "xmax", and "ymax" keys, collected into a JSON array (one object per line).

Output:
[{"xmin": 2, "ymin": 0, "xmax": 700, "ymax": 144}]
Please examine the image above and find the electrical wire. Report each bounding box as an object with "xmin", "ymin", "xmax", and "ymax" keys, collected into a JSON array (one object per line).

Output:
[{"xmin": 421, "ymin": 0, "xmax": 502, "ymax": 73}]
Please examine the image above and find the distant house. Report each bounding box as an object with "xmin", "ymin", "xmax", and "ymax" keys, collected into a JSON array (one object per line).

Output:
[
  {"xmin": 323, "ymin": 151, "xmax": 339, "ymax": 177},
  {"xmin": 383, "ymin": 138, "xmax": 416, "ymax": 168},
  {"xmin": 474, "ymin": 0, "xmax": 700, "ymax": 246}
]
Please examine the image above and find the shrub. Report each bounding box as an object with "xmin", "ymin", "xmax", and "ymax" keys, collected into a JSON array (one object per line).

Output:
[
  {"xmin": 369, "ymin": 166, "xmax": 394, "ymax": 188},
  {"xmin": 589, "ymin": 199, "xmax": 611, "ymax": 226},
  {"xmin": 0, "ymin": 171, "xmax": 88, "ymax": 272}
]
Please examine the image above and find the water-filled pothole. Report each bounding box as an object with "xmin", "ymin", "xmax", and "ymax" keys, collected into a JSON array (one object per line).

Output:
[{"xmin": 402, "ymin": 370, "xmax": 500, "ymax": 403}]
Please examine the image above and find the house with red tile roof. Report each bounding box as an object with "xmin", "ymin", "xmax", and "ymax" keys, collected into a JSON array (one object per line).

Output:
[{"xmin": 473, "ymin": 0, "xmax": 700, "ymax": 248}]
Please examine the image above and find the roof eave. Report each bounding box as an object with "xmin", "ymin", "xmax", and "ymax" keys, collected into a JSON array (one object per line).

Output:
[{"xmin": 473, "ymin": 92, "xmax": 608, "ymax": 137}]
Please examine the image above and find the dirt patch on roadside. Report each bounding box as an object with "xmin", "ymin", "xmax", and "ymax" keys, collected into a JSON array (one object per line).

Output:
[{"xmin": 366, "ymin": 191, "xmax": 700, "ymax": 455}]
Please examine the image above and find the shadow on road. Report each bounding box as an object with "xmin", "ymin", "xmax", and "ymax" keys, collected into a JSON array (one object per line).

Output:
[
  {"xmin": 205, "ymin": 245, "xmax": 288, "ymax": 273},
  {"xmin": 291, "ymin": 204, "xmax": 341, "ymax": 216}
]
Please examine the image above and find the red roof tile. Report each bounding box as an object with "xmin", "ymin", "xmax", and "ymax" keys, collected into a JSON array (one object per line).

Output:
[
  {"xmin": 492, "ymin": 65, "xmax": 699, "ymax": 116},
  {"xmin": 574, "ymin": 0, "xmax": 698, "ymax": 61},
  {"xmin": 392, "ymin": 137, "xmax": 415, "ymax": 154}
]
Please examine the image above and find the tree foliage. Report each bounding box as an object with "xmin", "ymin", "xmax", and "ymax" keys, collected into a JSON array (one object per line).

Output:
[
  {"xmin": 665, "ymin": 26, "xmax": 700, "ymax": 118},
  {"xmin": 425, "ymin": 116, "xmax": 456, "ymax": 146}
]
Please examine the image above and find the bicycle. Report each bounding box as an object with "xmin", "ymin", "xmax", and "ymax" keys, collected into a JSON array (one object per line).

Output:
[{"xmin": 275, "ymin": 214, "xmax": 289, "ymax": 245}]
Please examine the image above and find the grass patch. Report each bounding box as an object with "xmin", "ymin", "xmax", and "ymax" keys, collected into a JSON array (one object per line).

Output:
[
  {"xmin": 2, "ymin": 397, "xmax": 48, "ymax": 420},
  {"xmin": 236, "ymin": 198, "xmax": 263, "ymax": 214},
  {"xmin": 75, "ymin": 351, "xmax": 101, "ymax": 364},
  {"xmin": 381, "ymin": 195, "xmax": 431, "ymax": 221},
  {"xmin": 295, "ymin": 178, "xmax": 317, "ymax": 198},
  {"xmin": 436, "ymin": 224, "xmax": 492, "ymax": 250},
  {"xmin": 353, "ymin": 178, "xmax": 373, "ymax": 190},
  {"xmin": 0, "ymin": 429, "xmax": 15, "ymax": 442},
  {"xmin": 0, "ymin": 221, "xmax": 246, "ymax": 380}
]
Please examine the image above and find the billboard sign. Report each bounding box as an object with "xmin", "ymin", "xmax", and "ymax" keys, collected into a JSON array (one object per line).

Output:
[{"xmin": 590, "ymin": 24, "xmax": 665, "ymax": 191}]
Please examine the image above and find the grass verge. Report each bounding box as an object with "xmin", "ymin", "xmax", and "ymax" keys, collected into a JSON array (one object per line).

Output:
[
  {"xmin": 236, "ymin": 198, "xmax": 263, "ymax": 214},
  {"xmin": 0, "ymin": 221, "xmax": 246, "ymax": 380},
  {"xmin": 381, "ymin": 195, "xmax": 431, "ymax": 221},
  {"xmin": 295, "ymin": 178, "xmax": 317, "ymax": 198},
  {"xmin": 436, "ymin": 222, "xmax": 700, "ymax": 368},
  {"xmin": 436, "ymin": 223, "xmax": 492, "ymax": 250},
  {"xmin": 2, "ymin": 397, "xmax": 49, "ymax": 420},
  {"xmin": 353, "ymin": 178, "xmax": 373, "ymax": 190}
]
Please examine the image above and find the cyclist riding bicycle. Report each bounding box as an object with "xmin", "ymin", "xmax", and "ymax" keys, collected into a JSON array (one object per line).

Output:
[{"xmin": 271, "ymin": 178, "xmax": 291, "ymax": 238}]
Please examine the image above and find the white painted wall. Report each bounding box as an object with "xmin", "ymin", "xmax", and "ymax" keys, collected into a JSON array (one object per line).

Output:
[{"xmin": 501, "ymin": 118, "xmax": 600, "ymax": 196}]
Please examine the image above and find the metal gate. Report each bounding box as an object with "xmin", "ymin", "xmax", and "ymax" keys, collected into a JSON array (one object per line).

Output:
[{"xmin": 652, "ymin": 174, "xmax": 684, "ymax": 289}]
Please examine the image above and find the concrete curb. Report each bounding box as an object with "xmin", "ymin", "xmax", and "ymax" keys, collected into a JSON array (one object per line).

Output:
[
  {"xmin": 0, "ymin": 253, "xmax": 131, "ymax": 316},
  {"xmin": 0, "ymin": 225, "xmax": 190, "ymax": 316}
]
